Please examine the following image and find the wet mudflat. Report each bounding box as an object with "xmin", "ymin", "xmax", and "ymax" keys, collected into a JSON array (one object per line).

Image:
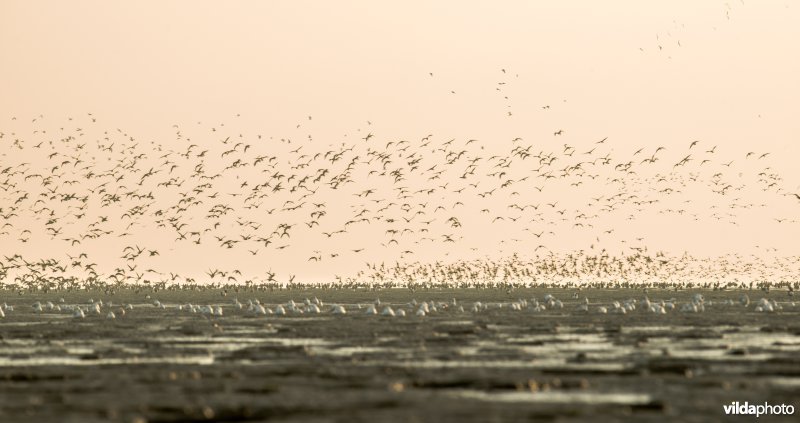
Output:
[{"xmin": 0, "ymin": 288, "xmax": 798, "ymax": 422}]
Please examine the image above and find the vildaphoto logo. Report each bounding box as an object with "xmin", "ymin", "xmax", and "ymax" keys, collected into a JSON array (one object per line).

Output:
[{"xmin": 723, "ymin": 402, "xmax": 795, "ymax": 417}]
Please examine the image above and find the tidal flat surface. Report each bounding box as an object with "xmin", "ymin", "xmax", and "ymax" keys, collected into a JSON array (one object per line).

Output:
[{"xmin": 0, "ymin": 288, "xmax": 798, "ymax": 422}]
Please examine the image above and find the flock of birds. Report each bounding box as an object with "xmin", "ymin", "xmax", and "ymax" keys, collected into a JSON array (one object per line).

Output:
[
  {"xmin": 0, "ymin": 111, "xmax": 798, "ymax": 291},
  {"xmin": 0, "ymin": 289, "xmax": 794, "ymax": 321}
]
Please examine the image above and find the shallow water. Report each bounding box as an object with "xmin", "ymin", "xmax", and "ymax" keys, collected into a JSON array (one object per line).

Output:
[{"xmin": 0, "ymin": 288, "xmax": 798, "ymax": 422}]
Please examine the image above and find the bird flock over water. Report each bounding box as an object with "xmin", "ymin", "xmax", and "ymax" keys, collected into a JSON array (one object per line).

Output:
[
  {"xmin": 0, "ymin": 288, "xmax": 795, "ymax": 323},
  {"xmin": 0, "ymin": 112, "xmax": 798, "ymax": 292}
]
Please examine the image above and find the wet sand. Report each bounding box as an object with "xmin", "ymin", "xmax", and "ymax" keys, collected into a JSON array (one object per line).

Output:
[{"xmin": 1, "ymin": 288, "xmax": 798, "ymax": 422}]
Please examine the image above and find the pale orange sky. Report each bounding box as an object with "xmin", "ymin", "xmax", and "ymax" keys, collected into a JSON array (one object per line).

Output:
[{"xmin": 1, "ymin": 1, "xmax": 798, "ymax": 283}]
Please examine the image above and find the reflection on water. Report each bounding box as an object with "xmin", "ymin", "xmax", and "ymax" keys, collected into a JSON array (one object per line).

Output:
[
  {"xmin": 444, "ymin": 389, "xmax": 653, "ymax": 405},
  {"xmin": 360, "ymin": 359, "xmax": 632, "ymax": 372},
  {"xmin": 0, "ymin": 355, "xmax": 215, "ymax": 367}
]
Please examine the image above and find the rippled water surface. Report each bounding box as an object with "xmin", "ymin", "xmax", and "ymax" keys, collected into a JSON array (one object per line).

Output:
[{"xmin": 0, "ymin": 288, "xmax": 798, "ymax": 422}]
